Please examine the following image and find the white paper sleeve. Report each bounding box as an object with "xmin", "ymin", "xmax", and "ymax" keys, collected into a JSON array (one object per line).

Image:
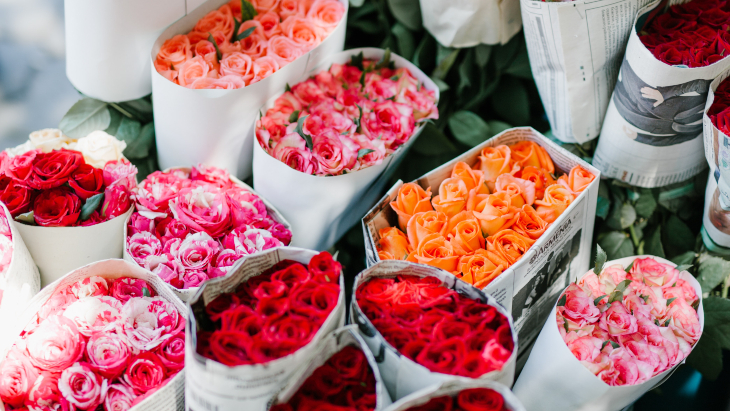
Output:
[
  {"xmin": 185, "ymin": 247, "xmax": 347, "ymax": 411},
  {"xmin": 350, "ymin": 260, "xmax": 518, "ymax": 402},
  {"xmin": 151, "ymin": 0, "xmax": 348, "ymax": 180},
  {"xmin": 64, "ymin": 0, "xmax": 186, "ymax": 102},
  {"xmin": 252, "ymin": 47, "xmax": 439, "ymax": 251},
  {"xmin": 512, "ymin": 255, "xmax": 705, "ymax": 411},
  {"xmin": 386, "ymin": 379, "xmax": 525, "ymax": 411}
]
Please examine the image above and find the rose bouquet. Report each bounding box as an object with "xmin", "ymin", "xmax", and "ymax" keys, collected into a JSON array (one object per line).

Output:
[
  {"xmin": 0, "ymin": 129, "xmax": 136, "ymax": 284},
  {"xmin": 513, "ymin": 254, "xmax": 704, "ymax": 411},
  {"xmin": 386, "ymin": 380, "xmax": 525, "ymax": 411},
  {"xmin": 186, "ymin": 248, "xmax": 345, "ymax": 410},
  {"xmin": 703, "ymin": 70, "xmax": 730, "ymax": 246},
  {"xmin": 254, "ymin": 47, "xmax": 439, "ymax": 250},
  {"xmin": 0, "ymin": 209, "xmax": 13, "ymax": 289},
  {"xmin": 0, "ymin": 259, "xmax": 187, "ymax": 411},
  {"xmin": 123, "ymin": 164, "xmax": 292, "ymax": 300},
  {"xmin": 352, "ymin": 260, "xmax": 516, "ymax": 401}
]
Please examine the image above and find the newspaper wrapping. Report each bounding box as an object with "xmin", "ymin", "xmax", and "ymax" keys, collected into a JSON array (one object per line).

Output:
[
  {"xmin": 151, "ymin": 0, "xmax": 348, "ymax": 180},
  {"xmin": 252, "ymin": 47, "xmax": 438, "ymax": 251},
  {"xmin": 593, "ymin": 0, "xmax": 730, "ymax": 187},
  {"xmin": 520, "ymin": 0, "xmax": 655, "ymax": 143},
  {"xmin": 65, "ymin": 0, "xmax": 186, "ymax": 102},
  {"xmin": 350, "ymin": 260, "xmax": 518, "ymax": 401},
  {"xmin": 385, "ymin": 379, "xmax": 526, "ymax": 411},
  {"xmin": 0, "ymin": 203, "xmax": 40, "ymax": 332},
  {"xmin": 122, "ymin": 167, "xmax": 293, "ymax": 302},
  {"xmin": 0, "ymin": 259, "xmax": 188, "ymax": 411},
  {"xmin": 512, "ymin": 255, "xmax": 705, "ymax": 411},
  {"xmin": 362, "ymin": 127, "xmax": 600, "ymax": 356},
  {"xmin": 419, "ymin": 0, "xmax": 522, "ymax": 48},
  {"xmin": 185, "ymin": 247, "xmax": 347, "ymax": 410},
  {"xmin": 266, "ymin": 326, "xmax": 392, "ymax": 410}
]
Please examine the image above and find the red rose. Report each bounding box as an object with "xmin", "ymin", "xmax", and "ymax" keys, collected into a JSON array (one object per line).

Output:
[
  {"xmin": 248, "ymin": 337, "xmax": 299, "ymax": 362},
  {"xmin": 253, "ymin": 280, "xmax": 288, "ymax": 300},
  {"xmin": 208, "ymin": 330, "xmax": 253, "ymax": 366},
  {"xmin": 155, "ymin": 331, "xmax": 185, "ymax": 373},
  {"xmin": 372, "ymin": 319, "xmax": 413, "ymax": 350},
  {"xmin": 416, "ymin": 338, "xmax": 467, "ymax": 374},
  {"xmin": 355, "ymin": 277, "xmax": 398, "ymax": 304},
  {"xmin": 652, "ymin": 43, "xmax": 684, "ymax": 65},
  {"xmin": 68, "ymin": 163, "xmax": 104, "ymax": 200},
  {"xmin": 328, "ymin": 346, "xmax": 369, "ymax": 381},
  {"xmin": 699, "ymin": 7, "xmax": 730, "ymax": 28},
  {"xmin": 220, "ymin": 307, "xmax": 260, "ymax": 336},
  {"xmin": 264, "ymin": 315, "xmax": 315, "ymax": 343},
  {"xmin": 434, "ymin": 321, "xmax": 471, "ymax": 340},
  {"xmin": 408, "ymin": 396, "xmax": 453, "ymax": 411},
  {"xmin": 459, "ymin": 351, "xmax": 493, "ymax": 378},
  {"xmin": 401, "ymin": 340, "xmax": 427, "ymax": 361},
  {"xmin": 308, "ymin": 251, "xmax": 342, "ymax": 280},
  {"xmin": 0, "ymin": 180, "xmax": 33, "ymax": 217},
  {"xmin": 28, "ymin": 149, "xmax": 83, "ymax": 190},
  {"xmin": 650, "ymin": 13, "xmax": 686, "ymax": 35},
  {"xmin": 122, "ymin": 352, "xmax": 167, "ymax": 395},
  {"xmin": 712, "ymin": 107, "xmax": 730, "ymax": 135},
  {"xmin": 5, "ymin": 150, "xmax": 41, "ymax": 181},
  {"xmin": 467, "ymin": 329, "xmax": 496, "ymax": 352},
  {"xmin": 457, "ymin": 388, "xmax": 505, "ymax": 411},
  {"xmin": 270, "ymin": 263, "xmax": 311, "ymax": 287},
  {"xmin": 205, "ymin": 293, "xmax": 241, "ymax": 322},
  {"xmin": 303, "ymin": 365, "xmax": 343, "ymax": 396},
  {"xmin": 289, "ymin": 282, "xmax": 339, "ymax": 318},
  {"xmin": 32, "ymin": 186, "xmax": 81, "ymax": 227},
  {"xmin": 154, "ymin": 217, "xmax": 189, "ymax": 244}
]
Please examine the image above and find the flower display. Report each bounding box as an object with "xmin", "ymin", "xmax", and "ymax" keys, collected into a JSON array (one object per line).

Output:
[
  {"xmin": 0, "ymin": 211, "xmax": 12, "ymax": 300},
  {"xmin": 639, "ymin": 0, "xmax": 730, "ymax": 67},
  {"xmin": 708, "ymin": 78, "xmax": 730, "ymax": 135},
  {"xmin": 0, "ymin": 129, "xmax": 135, "ymax": 227},
  {"xmin": 0, "ymin": 275, "xmax": 183, "ymax": 410},
  {"xmin": 558, "ymin": 258, "xmax": 701, "ymax": 386},
  {"xmin": 403, "ymin": 388, "xmax": 512, "ymax": 411},
  {"xmin": 154, "ymin": 0, "xmax": 345, "ymax": 89},
  {"xmin": 269, "ymin": 345, "xmax": 376, "ymax": 411},
  {"xmin": 126, "ymin": 164, "xmax": 292, "ymax": 290},
  {"xmin": 196, "ymin": 251, "xmax": 341, "ymax": 365},
  {"xmin": 377, "ymin": 141, "xmax": 595, "ymax": 289},
  {"xmin": 255, "ymin": 54, "xmax": 439, "ymax": 175},
  {"xmin": 356, "ymin": 274, "xmax": 514, "ymax": 378}
]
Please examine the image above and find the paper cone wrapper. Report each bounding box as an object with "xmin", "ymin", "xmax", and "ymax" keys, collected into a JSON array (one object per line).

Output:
[
  {"xmin": 185, "ymin": 247, "xmax": 347, "ymax": 410},
  {"xmin": 351, "ymin": 260, "xmax": 518, "ymax": 402},
  {"xmin": 386, "ymin": 379, "xmax": 525, "ymax": 411},
  {"xmin": 65, "ymin": 0, "xmax": 186, "ymax": 102},
  {"xmin": 420, "ymin": 0, "xmax": 521, "ymax": 47},
  {"xmin": 0, "ymin": 203, "xmax": 40, "ymax": 332},
  {"xmin": 512, "ymin": 255, "xmax": 705, "ymax": 411},
  {"xmin": 122, "ymin": 167, "xmax": 293, "ymax": 302},
  {"xmin": 151, "ymin": 0, "xmax": 348, "ymax": 179},
  {"xmin": 0, "ymin": 259, "xmax": 187, "ymax": 411},
  {"xmin": 253, "ymin": 47, "xmax": 439, "ymax": 251},
  {"xmin": 701, "ymin": 174, "xmax": 730, "ymax": 248},
  {"xmin": 267, "ymin": 325, "xmax": 392, "ymax": 410},
  {"xmin": 13, "ymin": 207, "xmax": 134, "ymax": 287}
]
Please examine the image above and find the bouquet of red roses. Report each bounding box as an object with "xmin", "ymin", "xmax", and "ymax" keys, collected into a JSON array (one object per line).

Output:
[{"xmin": 386, "ymin": 380, "xmax": 525, "ymax": 411}]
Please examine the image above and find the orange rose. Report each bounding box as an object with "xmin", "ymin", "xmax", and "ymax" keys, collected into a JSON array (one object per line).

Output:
[
  {"xmin": 255, "ymin": 11, "xmax": 283, "ymax": 38},
  {"xmin": 220, "ymin": 52, "xmax": 254, "ymax": 84},
  {"xmin": 268, "ymin": 35, "xmax": 303, "ymax": 64},
  {"xmin": 535, "ymin": 184, "xmax": 575, "ymax": 223},
  {"xmin": 513, "ymin": 204, "xmax": 549, "ymax": 240},
  {"xmin": 443, "ymin": 211, "xmax": 484, "ymax": 255},
  {"xmin": 495, "ymin": 174, "xmax": 536, "ymax": 207},
  {"xmin": 252, "ymin": 56, "xmax": 281, "ymax": 83},
  {"xmin": 281, "ymin": 16, "xmax": 323, "ymax": 51},
  {"xmin": 477, "ymin": 145, "xmax": 517, "ymax": 190},
  {"xmin": 487, "ymin": 229, "xmax": 536, "ymax": 265},
  {"xmin": 432, "ymin": 178, "xmax": 469, "ymax": 218},
  {"xmin": 190, "ymin": 76, "xmax": 245, "ymax": 89},
  {"xmin": 457, "ymin": 249, "xmax": 507, "ymax": 288},
  {"xmin": 407, "ymin": 211, "xmax": 448, "ymax": 249},
  {"xmin": 252, "ymin": 0, "xmax": 280, "ymax": 13},
  {"xmin": 278, "ymin": 0, "xmax": 301, "ymax": 19},
  {"xmin": 187, "ymin": 31, "xmax": 210, "ymax": 47},
  {"xmin": 307, "ymin": 0, "xmax": 346, "ymax": 34},
  {"xmin": 509, "ymin": 141, "xmax": 554, "ymax": 174},
  {"xmin": 558, "ymin": 165, "xmax": 595, "ymax": 195},
  {"xmin": 451, "ymin": 162, "xmax": 489, "ymax": 195},
  {"xmin": 377, "ymin": 227, "xmax": 412, "ymax": 260},
  {"xmin": 156, "ymin": 35, "xmax": 192, "ymax": 70},
  {"xmin": 194, "ymin": 40, "xmax": 220, "ymax": 71},
  {"xmin": 390, "ymin": 183, "xmax": 433, "ymax": 231},
  {"xmin": 193, "ymin": 5, "xmax": 235, "ymax": 41},
  {"xmin": 177, "ymin": 56, "xmax": 210, "ymax": 88},
  {"xmin": 515, "ymin": 166, "xmax": 556, "ymax": 200},
  {"xmin": 469, "ymin": 192, "xmax": 519, "ymax": 236},
  {"xmin": 406, "ymin": 233, "xmax": 459, "ymax": 273}
]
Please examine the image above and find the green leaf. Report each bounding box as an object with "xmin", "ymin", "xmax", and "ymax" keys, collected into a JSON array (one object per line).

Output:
[
  {"xmin": 241, "ymin": 0, "xmax": 257, "ymax": 20},
  {"xmin": 490, "ymin": 76, "xmax": 529, "ymax": 125},
  {"xmin": 504, "ymin": 49, "xmax": 532, "ymax": 79},
  {"xmin": 698, "ymin": 254, "xmax": 730, "ymax": 294},
  {"xmin": 596, "ymin": 196, "xmax": 610, "ymax": 219},
  {"xmin": 687, "ymin": 333, "xmax": 723, "ymax": 380},
  {"xmin": 666, "ymin": 297, "xmax": 678, "ymax": 306},
  {"xmin": 15, "ymin": 211, "xmax": 35, "ymax": 225},
  {"xmin": 412, "ymin": 123, "xmax": 457, "ymax": 156},
  {"xmin": 662, "ymin": 215, "xmax": 695, "ymax": 257},
  {"xmin": 124, "ymin": 122, "xmax": 155, "ymax": 159},
  {"xmin": 448, "ymin": 111, "xmax": 490, "ymax": 147},
  {"xmin": 351, "ymin": 52, "xmax": 365, "ymax": 71},
  {"xmin": 207, "ymin": 33, "xmax": 222, "ymax": 61},
  {"xmin": 625, "ymin": 261, "xmax": 634, "ymax": 273},
  {"xmin": 634, "ymin": 189, "xmax": 657, "ymax": 218},
  {"xmin": 115, "ymin": 97, "xmax": 153, "ymax": 123},
  {"xmin": 675, "ymin": 264, "xmax": 693, "ymax": 272},
  {"xmin": 104, "ymin": 108, "xmax": 123, "ymax": 136},
  {"xmin": 594, "ymin": 244, "xmax": 607, "ymax": 275},
  {"xmin": 672, "ymin": 251, "xmax": 696, "ymax": 266},
  {"xmin": 487, "ymin": 120, "xmax": 511, "ymax": 136},
  {"xmin": 59, "ymin": 98, "xmax": 111, "ymax": 138},
  {"xmin": 601, "ymin": 341, "xmax": 610, "ymax": 351},
  {"xmin": 412, "ymin": 34, "xmax": 436, "ymax": 70},
  {"xmin": 615, "ymin": 279, "xmax": 632, "ymax": 293},
  {"xmin": 236, "ymin": 26, "xmax": 256, "ymax": 42},
  {"xmin": 231, "ymin": 16, "xmax": 241, "ymax": 43},
  {"xmin": 608, "ymin": 290, "xmax": 623, "ymax": 304},
  {"xmin": 607, "ymin": 202, "xmax": 636, "ymax": 230},
  {"xmin": 387, "ymin": 0, "xmax": 422, "ymax": 30},
  {"xmin": 375, "ymin": 48, "xmax": 394, "ymax": 70},
  {"xmin": 609, "ymin": 341, "xmax": 620, "ymax": 349},
  {"xmin": 349, "ymin": 0, "xmax": 365, "ymax": 6},
  {"xmin": 294, "ymin": 115, "xmax": 312, "ymax": 151},
  {"xmin": 599, "ymin": 232, "xmax": 635, "ymax": 260},
  {"xmin": 557, "ymin": 294, "xmax": 566, "ymax": 306},
  {"xmin": 703, "ymin": 297, "xmax": 730, "ymax": 349},
  {"xmin": 494, "ymin": 36, "xmax": 520, "ymax": 71},
  {"xmin": 81, "ymin": 193, "xmax": 105, "ymax": 221},
  {"xmin": 431, "ymin": 47, "xmax": 459, "ymax": 80},
  {"xmin": 142, "ymin": 287, "xmax": 151, "ymax": 297},
  {"xmin": 115, "ymin": 117, "xmax": 141, "ymax": 146},
  {"xmin": 643, "ymin": 226, "xmax": 665, "ymax": 258},
  {"xmin": 288, "ymin": 110, "xmax": 300, "ymax": 123},
  {"xmin": 391, "ymin": 23, "xmax": 415, "ymax": 61},
  {"xmin": 593, "ymin": 295, "xmax": 607, "ymax": 305},
  {"xmin": 285, "ymin": 83, "xmax": 292, "ymax": 92},
  {"xmin": 475, "ymin": 44, "xmax": 492, "ymax": 68},
  {"xmin": 357, "ymin": 148, "xmax": 375, "ymax": 158},
  {"xmin": 431, "ymin": 77, "xmax": 450, "ymax": 93},
  {"xmin": 563, "ymin": 317, "xmax": 569, "ymax": 333}
]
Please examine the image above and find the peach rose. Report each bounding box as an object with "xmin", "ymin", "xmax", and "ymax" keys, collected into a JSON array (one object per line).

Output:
[
  {"xmin": 307, "ymin": 0, "xmax": 345, "ymax": 34},
  {"xmin": 190, "ymin": 76, "xmax": 246, "ymax": 89},
  {"xmin": 495, "ymin": 173, "xmax": 536, "ymax": 207},
  {"xmin": 486, "ymin": 229, "xmax": 535, "ymax": 265},
  {"xmin": 457, "ymin": 249, "xmax": 506, "ymax": 288},
  {"xmin": 535, "ymin": 184, "xmax": 574, "ymax": 223},
  {"xmin": 194, "ymin": 5, "xmax": 235, "ymax": 40},
  {"xmin": 451, "ymin": 162, "xmax": 489, "ymax": 195},
  {"xmin": 509, "ymin": 141, "xmax": 554, "ymax": 174},
  {"xmin": 390, "ymin": 183, "xmax": 433, "ymax": 231},
  {"xmin": 177, "ymin": 56, "xmax": 210, "ymax": 88},
  {"xmin": 240, "ymin": 31, "xmax": 268, "ymax": 59},
  {"xmin": 268, "ymin": 35, "xmax": 303, "ymax": 64},
  {"xmin": 377, "ymin": 227, "xmax": 412, "ymax": 260},
  {"xmin": 558, "ymin": 165, "xmax": 595, "ymax": 195},
  {"xmin": 220, "ymin": 52, "xmax": 254, "ymax": 84},
  {"xmin": 513, "ymin": 204, "xmax": 549, "ymax": 240},
  {"xmin": 516, "ymin": 165, "xmax": 556, "ymax": 199},
  {"xmin": 252, "ymin": 0, "xmax": 280, "ymax": 13},
  {"xmin": 406, "ymin": 233, "xmax": 459, "ymax": 273},
  {"xmin": 255, "ymin": 11, "xmax": 283, "ymax": 38},
  {"xmin": 432, "ymin": 177, "xmax": 469, "ymax": 218},
  {"xmin": 407, "ymin": 211, "xmax": 448, "ymax": 249},
  {"xmin": 278, "ymin": 0, "xmax": 302, "ymax": 19},
  {"xmin": 443, "ymin": 211, "xmax": 484, "ymax": 255},
  {"xmin": 598, "ymin": 264, "xmax": 627, "ymax": 294},
  {"xmin": 665, "ymin": 298, "xmax": 701, "ymax": 344},
  {"xmin": 469, "ymin": 191, "xmax": 519, "ymax": 236},
  {"xmin": 195, "ymin": 40, "xmax": 220, "ymax": 71},
  {"xmin": 156, "ymin": 35, "xmax": 192, "ymax": 70},
  {"xmin": 251, "ymin": 56, "xmax": 280, "ymax": 83},
  {"xmin": 477, "ymin": 145, "xmax": 517, "ymax": 190},
  {"xmin": 599, "ymin": 301, "xmax": 638, "ymax": 336},
  {"xmin": 628, "ymin": 257, "xmax": 680, "ymax": 288},
  {"xmin": 280, "ymin": 16, "xmax": 322, "ymax": 51},
  {"xmin": 187, "ymin": 31, "xmax": 209, "ymax": 47}
]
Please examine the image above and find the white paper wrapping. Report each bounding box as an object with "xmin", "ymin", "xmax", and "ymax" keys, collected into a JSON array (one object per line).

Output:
[
  {"xmin": 65, "ymin": 0, "xmax": 186, "ymax": 102},
  {"xmin": 122, "ymin": 167, "xmax": 293, "ymax": 302},
  {"xmin": 521, "ymin": 0, "xmax": 655, "ymax": 143},
  {"xmin": 253, "ymin": 47, "xmax": 439, "ymax": 251},
  {"xmin": 185, "ymin": 247, "xmax": 346, "ymax": 410},
  {"xmin": 385, "ymin": 379, "xmax": 525, "ymax": 411},
  {"xmin": 701, "ymin": 174, "xmax": 730, "ymax": 248},
  {"xmin": 592, "ymin": 0, "xmax": 730, "ymax": 187},
  {"xmin": 512, "ymin": 255, "xmax": 705, "ymax": 411},
  {"xmin": 267, "ymin": 325, "xmax": 392, "ymax": 410},
  {"xmin": 0, "ymin": 203, "xmax": 40, "ymax": 332},
  {"xmin": 151, "ymin": 0, "xmax": 348, "ymax": 180},
  {"xmin": 351, "ymin": 260, "xmax": 518, "ymax": 402},
  {"xmin": 13, "ymin": 207, "xmax": 134, "ymax": 287},
  {"xmin": 362, "ymin": 127, "xmax": 600, "ymax": 353},
  {"xmin": 419, "ymin": 0, "xmax": 522, "ymax": 48},
  {"xmin": 0, "ymin": 259, "xmax": 187, "ymax": 411}
]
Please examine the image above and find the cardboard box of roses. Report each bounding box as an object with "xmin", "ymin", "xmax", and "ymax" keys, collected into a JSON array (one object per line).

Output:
[
  {"xmin": 386, "ymin": 379, "xmax": 525, "ymax": 411},
  {"xmin": 362, "ymin": 127, "xmax": 600, "ymax": 354}
]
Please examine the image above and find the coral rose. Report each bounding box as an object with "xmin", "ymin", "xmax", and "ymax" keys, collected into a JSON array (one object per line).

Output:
[
  {"xmin": 451, "ymin": 161, "xmax": 489, "ymax": 195},
  {"xmin": 377, "ymin": 227, "xmax": 411, "ymax": 260},
  {"xmin": 406, "ymin": 233, "xmax": 459, "ymax": 273},
  {"xmin": 486, "ymin": 229, "xmax": 535, "ymax": 265},
  {"xmin": 510, "ymin": 141, "xmax": 554, "ymax": 174},
  {"xmin": 535, "ymin": 184, "xmax": 574, "ymax": 223},
  {"xmin": 406, "ymin": 211, "xmax": 448, "ymax": 249},
  {"xmin": 469, "ymin": 191, "xmax": 519, "ymax": 236},
  {"xmin": 478, "ymin": 145, "xmax": 516, "ymax": 190},
  {"xmin": 390, "ymin": 182, "xmax": 433, "ymax": 231},
  {"xmin": 457, "ymin": 249, "xmax": 506, "ymax": 288},
  {"xmin": 432, "ymin": 178, "xmax": 469, "ymax": 218},
  {"xmin": 495, "ymin": 173, "xmax": 536, "ymax": 207},
  {"xmin": 558, "ymin": 165, "xmax": 595, "ymax": 195},
  {"xmin": 513, "ymin": 204, "xmax": 549, "ymax": 239}
]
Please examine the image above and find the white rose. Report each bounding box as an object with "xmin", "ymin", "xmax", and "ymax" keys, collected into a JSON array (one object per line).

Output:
[
  {"xmin": 29, "ymin": 128, "xmax": 75, "ymax": 153},
  {"xmin": 5, "ymin": 141, "xmax": 36, "ymax": 157},
  {"xmin": 75, "ymin": 130, "xmax": 127, "ymax": 168}
]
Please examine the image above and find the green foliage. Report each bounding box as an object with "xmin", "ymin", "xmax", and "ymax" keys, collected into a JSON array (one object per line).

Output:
[
  {"xmin": 687, "ymin": 297, "xmax": 730, "ymax": 380},
  {"xmin": 59, "ymin": 98, "xmax": 111, "ymax": 138}
]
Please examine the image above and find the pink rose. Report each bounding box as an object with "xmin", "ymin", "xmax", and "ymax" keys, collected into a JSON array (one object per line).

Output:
[
  {"xmin": 190, "ymin": 75, "xmax": 246, "ymax": 89},
  {"xmin": 105, "ymin": 383, "xmax": 137, "ymax": 411},
  {"xmin": 58, "ymin": 362, "xmax": 108, "ymax": 409},
  {"xmin": 86, "ymin": 332, "xmax": 130, "ymax": 379},
  {"xmin": 123, "ymin": 353, "xmax": 167, "ymax": 395},
  {"xmin": 128, "ymin": 213, "xmax": 155, "ymax": 235},
  {"xmin": 38, "ymin": 289, "xmax": 78, "ymax": 322},
  {"xmin": 565, "ymin": 335, "xmax": 602, "ymax": 363},
  {"xmin": 271, "ymin": 134, "xmax": 317, "ymax": 174},
  {"xmin": 306, "ymin": 0, "xmax": 344, "ymax": 34},
  {"xmin": 292, "ymin": 79, "xmax": 328, "ymax": 105},
  {"xmin": 628, "ymin": 282, "xmax": 668, "ymax": 319},
  {"xmin": 597, "ymin": 349, "xmax": 653, "ymax": 386},
  {"xmin": 278, "ymin": 0, "xmax": 300, "ymax": 19},
  {"xmin": 70, "ymin": 276, "xmax": 109, "ymax": 298},
  {"xmin": 481, "ymin": 339, "xmax": 511, "ymax": 371},
  {"xmin": 398, "ymin": 87, "xmax": 439, "ymax": 121},
  {"xmin": 155, "ymin": 330, "xmax": 185, "ymax": 373},
  {"xmin": 280, "ymin": 16, "xmax": 322, "ymax": 51},
  {"xmin": 220, "ymin": 52, "xmax": 254, "ymax": 84},
  {"xmin": 649, "ymin": 326, "xmax": 685, "ymax": 365},
  {"xmin": 62, "ymin": 296, "xmax": 122, "ymax": 336},
  {"xmin": 629, "ymin": 258, "xmax": 680, "ymax": 288},
  {"xmin": 665, "ymin": 298, "xmax": 701, "ymax": 344},
  {"xmin": 110, "ymin": 278, "xmax": 156, "ymax": 303},
  {"xmin": 25, "ymin": 371, "xmax": 65, "ymax": 411},
  {"xmin": 0, "ymin": 349, "xmax": 40, "ymax": 407},
  {"xmin": 311, "ymin": 131, "xmax": 357, "ymax": 175},
  {"xmin": 267, "ymin": 35, "xmax": 303, "ymax": 64},
  {"xmin": 117, "ymin": 297, "xmax": 182, "ymax": 351},
  {"xmin": 255, "ymin": 11, "xmax": 282, "ymax": 38},
  {"xmin": 169, "ymin": 232, "xmax": 221, "ymax": 272},
  {"xmin": 598, "ymin": 264, "xmax": 628, "ymax": 294},
  {"xmin": 191, "ymin": 164, "xmax": 232, "ymax": 189},
  {"xmin": 153, "ymin": 217, "xmax": 189, "ymax": 245},
  {"xmin": 153, "ymin": 258, "xmax": 185, "ymax": 289},
  {"xmin": 177, "ymin": 56, "xmax": 210, "ymax": 88},
  {"xmin": 361, "ymin": 100, "xmax": 416, "ymax": 147},
  {"xmin": 225, "ymin": 187, "xmax": 268, "ymax": 228},
  {"xmin": 222, "ymin": 226, "xmax": 283, "ymax": 255},
  {"xmin": 182, "ymin": 270, "xmax": 210, "ymax": 289},
  {"xmin": 0, "ymin": 235, "xmax": 12, "ymax": 277},
  {"xmin": 599, "ymin": 302, "xmax": 638, "ymax": 336},
  {"xmin": 169, "ymin": 186, "xmax": 232, "ymax": 238},
  {"xmin": 26, "ymin": 316, "xmax": 85, "ymax": 372},
  {"xmin": 251, "ymin": 56, "xmax": 280, "ymax": 83},
  {"xmin": 268, "ymin": 222, "xmax": 293, "ymax": 245},
  {"xmin": 127, "ymin": 232, "xmax": 163, "ymax": 268},
  {"xmin": 622, "ymin": 291, "xmax": 653, "ymax": 322},
  {"xmin": 665, "ymin": 279, "xmax": 699, "ymax": 306},
  {"xmin": 103, "ymin": 159, "xmax": 138, "ymax": 190},
  {"xmin": 102, "ymin": 185, "xmax": 132, "ymax": 220},
  {"xmin": 208, "ymin": 249, "xmax": 244, "ymax": 278},
  {"xmin": 272, "ymin": 91, "xmax": 304, "ymax": 114},
  {"xmin": 559, "ymin": 284, "xmax": 600, "ymax": 328},
  {"xmin": 313, "ymin": 70, "xmax": 343, "ymax": 97},
  {"xmin": 367, "ymin": 77, "xmax": 398, "ymax": 100},
  {"xmin": 134, "ymin": 173, "xmax": 188, "ymax": 219}
]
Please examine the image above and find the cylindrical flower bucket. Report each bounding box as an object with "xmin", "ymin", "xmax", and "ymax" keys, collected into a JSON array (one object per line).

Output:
[
  {"xmin": 150, "ymin": 0, "xmax": 348, "ymax": 179},
  {"xmin": 386, "ymin": 379, "xmax": 525, "ymax": 411},
  {"xmin": 419, "ymin": 0, "xmax": 522, "ymax": 47},
  {"xmin": 253, "ymin": 47, "xmax": 439, "ymax": 250},
  {"xmin": 65, "ymin": 0, "xmax": 186, "ymax": 102},
  {"xmin": 185, "ymin": 247, "xmax": 346, "ymax": 410},
  {"xmin": 513, "ymin": 255, "xmax": 704, "ymax": 411}
]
